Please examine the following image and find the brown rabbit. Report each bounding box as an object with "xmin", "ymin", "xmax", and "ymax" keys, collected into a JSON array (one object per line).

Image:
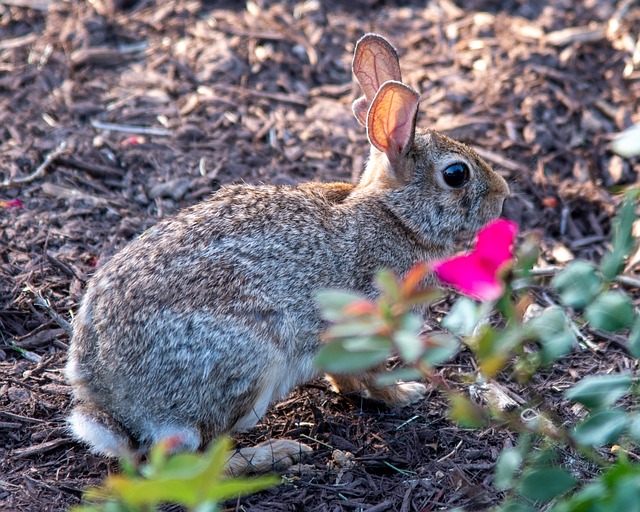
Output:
[{"xmin": 65, "ymin": 33, "xmax": 509, "ymax": 474}]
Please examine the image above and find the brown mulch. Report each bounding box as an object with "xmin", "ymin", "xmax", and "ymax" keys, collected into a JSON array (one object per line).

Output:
[{"xmin": 1, "ymin": 0, "xmax": 639, "ymax": 510}]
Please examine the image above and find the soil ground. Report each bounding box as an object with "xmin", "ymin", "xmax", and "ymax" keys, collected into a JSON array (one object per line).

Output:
[{"xmin": 1, "ymin": 0, "xmax": 640, "ymax": 511}]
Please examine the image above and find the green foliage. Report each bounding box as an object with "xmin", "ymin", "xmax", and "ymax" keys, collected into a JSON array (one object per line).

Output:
[
  {"xmin": 585, "ymin": 290, "xmax": 635, "ymax": 332},
  {"xmin": 572, "ymin": 410, "xmax": 628, "ymax": 446},
  {"xmin": 563, "ymin": 374, "xmax": 632, "ymax": 410},
  {"xmin": 551, "ymin": 261, "xmax": 603, "ymax": 310},
  {"xmin": 493, "ymin": 448, "xmax": 523, "ymax": 491},
  {"xmin": 71, "ymin": 437, "xmax": 277, "ymax": 512},
  {"xmin": 600, "ymin": 192, "xmax": 637, "ymax": 280},
  {"xmin": 528, "ymin": 307, "xmax": 576, "ymax": 365},
  {"xmin": 516, "ymin": 467, "xmax": 576, "ymax": 503},
  {"xmin": 552, "ymin": 458, "xmax": 640, "ymax": 512},
  {"xmin": 314, "ymin": 193, "xmax": 640, "ymax": 511}
]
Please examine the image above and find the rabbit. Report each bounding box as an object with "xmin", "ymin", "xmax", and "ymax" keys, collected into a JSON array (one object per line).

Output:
[{"xmin": 65, "ymin": 33, "xmax": 509, "ymax": 474}]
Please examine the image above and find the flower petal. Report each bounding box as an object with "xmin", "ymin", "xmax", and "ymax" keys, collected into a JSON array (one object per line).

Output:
[
  {"xmin": 431, "ymin": 253, "xmax": 505, "ymax": 301},
  {"xmin": 475, "ymin": 219, "xmax": 518, "ymax": 270}
]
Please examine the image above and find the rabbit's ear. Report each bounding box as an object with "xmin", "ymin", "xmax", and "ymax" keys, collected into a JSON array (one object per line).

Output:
[
  {"xmin": 367, "ymin": 80, "xmax": 419, "ymax": 172},
  {"xmin": 352, "ymin": 34, "xmax": 401, "ymax": 126},
  {"xmin": 352, "ymin": 96, "xmax": 369, "ymax": 126}
]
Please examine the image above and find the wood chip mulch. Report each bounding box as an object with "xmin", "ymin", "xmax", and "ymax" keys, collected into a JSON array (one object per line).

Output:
[{"xmin": 1, "ymin": 1, "xmax": 639, "ymax": 510}]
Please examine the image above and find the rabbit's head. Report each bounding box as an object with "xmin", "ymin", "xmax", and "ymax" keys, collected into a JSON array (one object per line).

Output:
[{"xmin": 352, "ymin": 34, "xmax": 509, "ymax": 246}]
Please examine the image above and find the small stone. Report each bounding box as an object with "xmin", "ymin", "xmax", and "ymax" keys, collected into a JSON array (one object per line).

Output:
[{"xmin": 7, "ymin": 387, "xmax": 30, "ymax": 403}]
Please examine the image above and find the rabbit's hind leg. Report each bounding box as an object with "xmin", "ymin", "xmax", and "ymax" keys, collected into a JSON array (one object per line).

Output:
[
  {"xmin": 225, "ymin": 439, "xmax": 312, "ymax": 475},
  {"xmin": 326, "ymin": 372, "xmax": 427, "ymax": 406}
]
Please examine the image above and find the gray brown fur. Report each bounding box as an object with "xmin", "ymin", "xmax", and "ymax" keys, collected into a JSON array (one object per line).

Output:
[{"xmin": 65, "ymin": 34, "xmax": 509, "ymax": 470}]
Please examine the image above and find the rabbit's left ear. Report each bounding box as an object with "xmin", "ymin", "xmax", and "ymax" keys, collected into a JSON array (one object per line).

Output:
[
  {"xmin": 367, "ymin": 80, "xmax": 419, "ymax": 172},
  {"xmin": 352, "ymin": 33, "xmax": 401, "ymax": 126}
]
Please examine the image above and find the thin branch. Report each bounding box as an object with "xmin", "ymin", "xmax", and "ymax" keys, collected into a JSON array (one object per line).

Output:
[{"xmin": 1, "ymin": 141, "xmax": 68, "ymax": 188}]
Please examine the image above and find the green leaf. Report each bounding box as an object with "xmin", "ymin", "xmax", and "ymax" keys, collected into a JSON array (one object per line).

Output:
[
  {"xmin": 585, "ymin": 291, "xmax": 635, "ymax": 332},
  {"xmin": 627, "ymin": 314, "xmax": 640, "ymax": 358},
  {"xmin": 601, "ymin": 192, "xmax": 637, "ymax": 280},
  {"xmin": 393, "ymin": 313, "xmax": 424, "ymax": 362},
  {"xmin": 572, "ymin": 410, "xmax": 629, "ymax": 446},
  {"xmin": 442, "ymin": 297, "xmax": 482, "ymax": 336},
  {"xmin": 516, "ymin": 467, "xmax": 576, "ymax": 502},
  {"xmin": 326, "ymin": 319, "xmax": 383, "ymax": 339},
  {"xmin": 421, "ymin": 333, "xmax": 460, "ymax": 366},
  {"xmin": 564, "ymin": 373, "xmax": 632, "ymax": 409},
  {"xmin": 375, "ymin": 367, "xmax": 423, "ymax": 386},
  {"xmin": 316, "ymin": 289, "xmax": 368, "ymax": 321},
  {"xmin": 529, "ymin": 307, "xmax": 576, "ymax": 365},
  {"xmin": 204, "ymin": 475, "xmax": 278, "ymax": 501},
  {"xmin": 472, "ymin": 326, "xmax": 525, "ymax": 378},
  {"xmin": 106, "ymin": 475, "xmax": 197, "ymax": 506},
  {"xmin": 494, "ymin": 503, "xmax": 536, "ymax": 512},
  {"xmin": 494, "ymin": 448, "xmax": 523, "ymax": 491},
  {"xmin": 342, "ymin": 336, "xmax": 391, "ymax": 352},
  {"xmin": 447, "ymin": 393, "xmax": 486, "ymax": 428},
  {"xmin": 375, "ymin": 269, "xmax": 401, "ymax": 301},
  {"xmin": 551, "ymin": 260, "xmax": 603, "ymax": 309},
  {"xmin": 314, "ymin": 338, "xmax": 390, "ymax": 373},
  {"xmin": 626, "ymin": 412, "xmax": 640, "ymax": 444}
]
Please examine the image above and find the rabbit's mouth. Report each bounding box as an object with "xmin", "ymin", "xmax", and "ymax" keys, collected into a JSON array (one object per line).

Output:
[{"xmin": 452, "ymin": 228, "xmax": 480, "ymax": 250}]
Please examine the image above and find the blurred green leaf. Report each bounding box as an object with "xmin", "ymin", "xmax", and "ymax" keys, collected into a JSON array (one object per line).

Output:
[
  {"xmin": 393, "ymin": 313, "xmax": 424, "ymax": 362},
  {"xmin": 585, "ymin": 291, "xmax": 635, "ymax": 332},
  {"xmin": 551, "ymin": 260, "xmax": 603, "ymax": 310},
  {"xmin": 516, "ymin": 467, "xmax": 576, "ymax": 502},
  {"xmin": 375, "ymin": 269, "xmax": 401, "ymax": 302},
  {"xmin": 627, "ymin": 412, "xmax": 640, "ymax": 444},
  {"xmin": 314, "ymin": 338, "xmax": 390, "ymax": 373},
  {"xmin": 572, "ymin": 410, "xmax": 628, "ymax": 446},
  {"xmin": 447, "ymin": 393, "xmax": 486, "ymax": 428},
  {"xmin": 375, "ymin": 367, "xmax": 423, "ymax": 387},
  {"xmin": 204, "ymin": 476, "xmax": 278, "ymax": 501},
  {"xmin": 326, "ymin": 319, "xmax": 383, "ymax": 339},
  {"xmin": 494, "ymin": 448, "xmax": 523, "ymax": 491},
  {"xmin": 473, "ymin": 326, "xmax": 525, "ymax": 378},
  {"xmin": 627, "ymin": 314, "xmax": 640, "ymax": 359},
  {"xmin": 494, "ymin": 503, "xmax": 536, "ymax": 512},
  {"xmin": 528, "ymin": 308, "xmax": 576, "ymax": 365},
  {"xmin": 342, "ymin": 336, "xmax": 391, "ymax": 352},
  {"xmin": 442, "ymin": 297, "xmax": 482, "ymax": 336},
  {"xmin": 106, "ymin": 475, "xmax": 196, "ymax": 506},
  {"xmin": 601, "ymin": 192, "xmax": 637, "ymax": 280},
  {"xmin": 316, "ymin": 290, "xmax": 368, "ymax": 322},
  {"xmin": 564, "ymin": 374, "xmax": 632, "ymax": 409},
  {"xmin": 421, "ymin": 334, "xmax": 460, "ymax": 366}
]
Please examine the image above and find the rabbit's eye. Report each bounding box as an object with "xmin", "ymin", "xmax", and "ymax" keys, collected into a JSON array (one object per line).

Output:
[{"xmin": 442, "ymin": 162, "xmax": 470, "ymax": 188}]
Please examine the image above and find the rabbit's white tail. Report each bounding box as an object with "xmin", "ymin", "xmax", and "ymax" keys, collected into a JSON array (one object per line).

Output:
[{"xmin": 68, "ymin": 404, "xmax": 134, "ymax": 458}]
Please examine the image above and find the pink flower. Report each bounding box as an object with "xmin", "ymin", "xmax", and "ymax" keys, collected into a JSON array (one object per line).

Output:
[
  {"xmin": 0, "ymin": 199, "xmax": 23, "ymax": 209},
  {"xmin": 431, "ymin": 219, "xmax": 518, "ymax": 301}
]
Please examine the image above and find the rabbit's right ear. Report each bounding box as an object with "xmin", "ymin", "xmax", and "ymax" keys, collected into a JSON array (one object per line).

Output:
[
  {"xmin": 367, "ymin": 80, "xmax": 419, "ymax": 181},
  {"xmin": 352, "ymin": 34, "xmax": 401, "ymax": 126}
]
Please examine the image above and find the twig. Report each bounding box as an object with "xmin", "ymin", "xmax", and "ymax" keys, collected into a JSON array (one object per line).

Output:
[
  {"xmin": 32, "ymin": 292, "xmax": 72, "ymax": 336},
  {"xmin": 0, "ymin": 33, "xmax": 37, "ymax": 51},
  {"xmin": 529, "ymin": 266, "xmax": 640, "ymax": 289},
  {"xmin": 0, "ymin": 0, "xmax": 50, "ymax": 10},
  {"xmin": 14, "ymin": 438, "xmax": 70, "ymax": 459},
  {"xmin": 1, "ymin": 141, "xmax": 68, "ymax": 187},
  {"xmin": 90, "ymin": 119, "xmax": 172, "ymax": 136}
]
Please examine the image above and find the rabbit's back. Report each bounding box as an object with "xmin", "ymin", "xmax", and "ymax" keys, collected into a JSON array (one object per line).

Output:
[{"xmin": 67, "ymin": 183, "xmax": 383, "ymax": 444}]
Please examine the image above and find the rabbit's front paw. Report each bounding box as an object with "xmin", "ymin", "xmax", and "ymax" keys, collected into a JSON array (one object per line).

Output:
[
  {"xmin": 226, "ymin": 439, "xmax": 312, "ymax": 475},
  {"xmin": 394, "ymin": 382, "xmax": 427, "ymax": 406}
]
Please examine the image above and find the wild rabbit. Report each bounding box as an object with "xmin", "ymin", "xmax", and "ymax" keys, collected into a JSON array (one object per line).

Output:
[{"xmin": 65, "ymin": 33, "xmax": 509, "ymax": 474}]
